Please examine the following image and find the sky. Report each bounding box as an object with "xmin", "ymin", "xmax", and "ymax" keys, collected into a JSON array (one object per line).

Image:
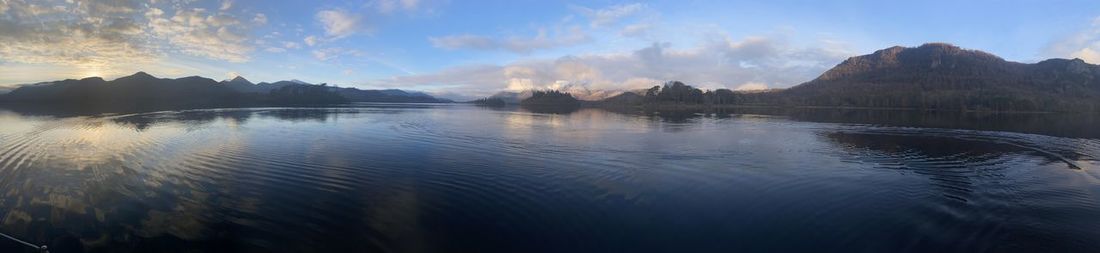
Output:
[{"xmin": 2, "ymin": 0, "xmax": 1100, "ymax": 100}]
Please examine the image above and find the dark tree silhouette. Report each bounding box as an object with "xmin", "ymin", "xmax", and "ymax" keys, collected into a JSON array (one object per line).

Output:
[{"xmin": 520, "ymin": 90, "xmax": 581, "ymax": 107}]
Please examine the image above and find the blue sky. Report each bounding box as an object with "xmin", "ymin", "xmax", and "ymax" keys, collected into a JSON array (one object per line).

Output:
[{"xmin": 2, "ymin": 0, "xmax": 1100, "ymax": 99}]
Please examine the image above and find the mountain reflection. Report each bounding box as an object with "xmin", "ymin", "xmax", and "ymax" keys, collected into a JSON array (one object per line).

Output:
[
  {"xmin": 1, "ymin": 104, "xmax": 1098, "ymax": 252},
  {"xmin": 824, "ymin": 132, "xmax": 1030, "ymax": 202},
  {"xmin": 0, "ymin": 108, "xmax": 394, "ymax": 251},
  {"xmin": 514, "ymin": 106, "xmax": 1100, "ymax": 138},
  {"xmin": 108, "ymin": 108, "xmax": 361, "ymax": 131}
]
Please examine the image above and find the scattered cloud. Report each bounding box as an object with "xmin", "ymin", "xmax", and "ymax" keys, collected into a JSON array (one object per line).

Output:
[
  {"xmin": 0, "ymin": 0, "xmax": 264, "ymax": 71},
  {"xmin": 382, "ymin": 34, "xmax": 851, "ymax": 97},
  {"xmin": 428, "ymin": 3, "xmax": 650, "ymax": 55},
  {"xmin": 571, "ymin": 3, "xmax": 646, "ymax": 28},
  {"xmin": 0, "ymin": 0, "xmax": 155, "ymax": 69},
  {"xmin": 220, "ymin": 0, "xmax": 233, "ymax": 11},
  {"xmin": 316, "ymin": 9, "xmax": 364, "ymax": 39},
  {"xmin": 253, "ymin": 13, "xmax": 267, "ymax": 25},
  {"xmin": 312, "ymin": 47, "xmax": 364, "ymax": 61},
  {"xmin": 148, "ymin": 8, "xmax": 255, "ymax": 62},
  {"xmin": 304, "ymin": 35, "xmax": 319, "ymax": 46},
  {"xmin": 429, "ymin": 26, "xmax": 591, "ymax": 53}
]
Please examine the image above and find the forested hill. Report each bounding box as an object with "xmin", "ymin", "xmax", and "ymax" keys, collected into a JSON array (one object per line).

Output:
[
  {"xmin": 0, "ymin": 72, "xmax": 451, "ymax": 112},
  {"xmin": 783, "ymin": 43, "xmax": 1100, "ymax": 112},
  {"xmin": 592, "ymin": 43, "xmax": 1100, "ymax": 112}
]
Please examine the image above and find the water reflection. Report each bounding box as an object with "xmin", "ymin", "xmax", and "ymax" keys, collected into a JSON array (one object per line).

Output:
[
  {"xmin": 108, "ymin": 108, "xmax": 362, "ymax": 131},
  {"xmin": 826, "ymin": 132, "xmax": 1025, "ymax": 202},
  {"xmin": 0, "ymin": 104, "xmax": 1097, "ymax": 252},
  {"xmin": 530, "ymin": 106, "xmax": 1100, "ymax": 138}
]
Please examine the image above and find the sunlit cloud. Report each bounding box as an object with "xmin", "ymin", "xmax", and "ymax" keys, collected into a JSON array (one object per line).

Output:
[
  {"xmin": 1047, "ymin": 17, "xmax": 1100, "ymax": 64},
  {"xmin": 148, "ymin": 8, "xmax": 256, "ymax": 62},
  {"xmin": 316, "ymin": 9, "xmax": 364, "ymax": 39},
  {"xmin": 378, "ymin": 33, "xmax": 852, "ymax": 98},
  {"xmin": 0, "ymin": 0, "xmax": 263, "ymax": 79},
  {"xmin": 0, "ymin": 0, "xmax": 157, "ymax": 68},
  {"xmin": 734, "ymin": 82, "xmax": 769, "ymax": 91}
]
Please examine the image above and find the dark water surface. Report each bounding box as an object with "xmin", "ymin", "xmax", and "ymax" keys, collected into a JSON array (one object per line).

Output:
[{"xmin": 1, "ymin": 104, "xmax": 1098, "ymax": 252}]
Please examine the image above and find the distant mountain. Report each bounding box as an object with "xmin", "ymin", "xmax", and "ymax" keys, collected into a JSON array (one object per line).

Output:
[
  {"xmin": 220, "ymin": 77, "xmax": 303, "ymax": 94},
  {"xmin": 782, "ymin": 43, "xmax": 1100, "ymax": 111},
  {"xmin": 224, "ymin": 76, "xmax": 253, "ymax": 85},
  {"xmin": 470, "ymin": 97, "xmax": 507, "ymax": 107},
  {"xmin": 219, "ymin": 76, "xmax": 451, "ymax": 103},
  {"xmin": 337, "ymin": 88, "xmax": 452, "ymax": 103},
  {"xmin": 549, "ymin": 84, "xmax": 625, "ymax": 101},
  {"xmin": 221, "ymin": 76, "xmax": 262, "ymax": 93},
  {"xmin": 488, "ymin": 85, "xmax": 627, "ymax": 104},
  {"xmin": 0, "ymin": 72, "xmax": 451, "ymax": 113},
  {"xmin": 601, "ymin": 92, "xmax": 645, "ymax": 105},
  {"xmin": 488, "ymin": 90, "xmax": 532, "ymax": 104},
  {"xmin": 378, "ymin": 89, "xmax": 431, "ymax": 97}
]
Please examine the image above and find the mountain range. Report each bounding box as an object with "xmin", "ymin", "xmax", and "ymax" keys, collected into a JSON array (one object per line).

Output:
[
  {"xmin": 3, "ymin": 43, "xmax": 1099, "ymax": 113},
  {"xmin": 540, "ymin": 43, "xmax": 1098, "ymax": 112},
  {"xmin": 0, "ymin": 72, "xmax": 451, "ymax": 112},
  {"xmin": 218, "ymin": 75, "xmax": 452, "ymax": 103}
]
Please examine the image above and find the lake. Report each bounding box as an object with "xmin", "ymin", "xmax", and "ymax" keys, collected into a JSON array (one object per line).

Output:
[{"xmin": 1, "ymin": 104, "xmax": 1098, "ymax": 252}]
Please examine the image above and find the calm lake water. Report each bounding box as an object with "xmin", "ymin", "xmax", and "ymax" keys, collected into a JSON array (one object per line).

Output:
[{"xmin": 1, "ymin": 104, "xmax": 1098, "ymax": 252}]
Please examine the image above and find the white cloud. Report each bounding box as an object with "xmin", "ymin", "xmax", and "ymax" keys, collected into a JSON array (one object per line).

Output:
[
  {"xmin": 220, "ymin": 0, "xmax": 233, "ymax": 11},
  {"xmin": 304, "ymin": 35, "xmax": 319, "ymax": 46},
  {"xmin": 1046, "ymin": 17, "xmax": 1100, "ymax": 63},
  {"xmin": 572, "ymin": 3, "xmax": 646, "ymax": 28},
  {"xmin": 316, "ymin": 9, "xmax": 363, "ymax": 39},
  {"xmin": 148, "ymin": 8, "xmax": 255, "ymax": 62},
  {"xmin": 0, "ymin": 0, "xmax": 156, "ymax": 68},
  {"xmin": 265, "ymin": 47, "xmax": 287, "ymax": 53},
  {"xmin": 430, "ymin": 26, "xmax": 591, "ymax": 53},
  {"xmin": 253, "ymin": 13, "xmax": 267, "ymax": 25},
  {"xmin": 1072, "ymin": 48, "xmax": 1100, "ymax": 63},
  {"xmin": 379, "ymin": 34, "xmax": 852, "ymax": 97}
]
